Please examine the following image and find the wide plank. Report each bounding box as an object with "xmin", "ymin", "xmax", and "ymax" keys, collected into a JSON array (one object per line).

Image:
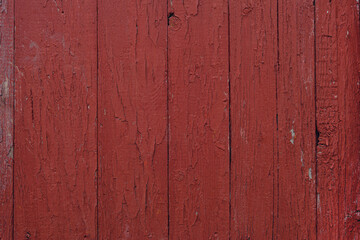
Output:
[
  {"xmin": 14, "ymin": 1, "xmax": 97, "ymax": 238},
  {"xmin": 315, "ymin": 0, "xmax": 340, "ymax": 238},
  {"xmin": 277, "ymin": 0, "xmax": 316, "ymax": 238},
  {"xmin": 335, "ymin": 1, "xmax": 360, "ymax": 239},
  {"xmin": 98, "ymin": 0, "xmax": 168, "ymax": 238},
  {"xmin": 230, "ymin": 0, "xmax": 277, "ymax": 238},
  {"xmin": 168, "ymin": 0, "xmax": 230, "ymax": 238}
]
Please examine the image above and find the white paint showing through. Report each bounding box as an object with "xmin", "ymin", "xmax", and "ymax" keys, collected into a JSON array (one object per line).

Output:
[
  {"xmin": 290, "ymin": 128, "xmax": 295, "ymax": 144},
  {"xmin": 301, "ymin": 150, "xmax": 304, "ymax": 166}
]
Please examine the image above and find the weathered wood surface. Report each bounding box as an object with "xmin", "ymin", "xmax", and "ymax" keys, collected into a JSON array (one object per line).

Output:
[
  {"xmin": 98, "ymin": 0, "xmax": 168, "ymax": 239},
  {"xmin": 337, "ymin": 2, "xmax": 360, "ymax": 239},
  {"xmin": 0, "ymin": 0, "xmax": 13, "ymax": 239},
  {"xmin": 277, "ymin": 0, "xmax": 317, "ymax": 238},
  {"xmin": 0, "ymin": 0, "xmax": 357, "ymax": 239},
  {"xmin": 315, "ymin": 1, "xmax": 340, "ymax": 237},
  {"xmin": 316, "ymin": 0, "xmax": 360, "ymax": 239},
  {"xmin": 230, "ymin": 0, "xmax": 277, "ymax": 238},
  {"xmin": 14, "ymin": 0, "xmax": 97, "ymax": 239},
  {"xmin": 168, "ymin": 0, "xmax": 230, "ymax": 238}
]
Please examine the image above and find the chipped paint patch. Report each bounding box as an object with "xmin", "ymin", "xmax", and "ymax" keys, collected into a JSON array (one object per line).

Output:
[
  {"xmin": 317, "ymin": 193, "xmax": 321, "ymax": 213},
  {"xmin": 300, "ymin": 150, "xmax": 304, "ymax": 166},
  {"xmin": 240, "ymin": 128, "xmax": 247, "ymax": 143},
  {"xmin": 1, "ymin": 76, "xmax": 10, "ymax": 102},
  {"xmin": 308, "ymin": 168, "xmax": 312, "ymax": 179},
  {"xmin": 290, "ymin": 128, "xmax": 295, "ymax": 144}
]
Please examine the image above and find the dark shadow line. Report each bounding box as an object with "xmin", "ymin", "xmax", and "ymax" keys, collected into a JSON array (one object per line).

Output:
[
  {"xmin": 12, "ymin": 0, "xmax": 16, "ymax": 238},
  {"xmin": 166, "ymin": 1, "xmax": 170, "ymax": 239},
  {"xmin": 96, "ymin": 0, "xmax": 99, "ymax": 239},
  {"xmin": 227, "ymin": 0, "xmax": 232, "ymax": 239},
  {"xmin": 313, "ymin": 1, "xmax": 318, "ymax": 239}
]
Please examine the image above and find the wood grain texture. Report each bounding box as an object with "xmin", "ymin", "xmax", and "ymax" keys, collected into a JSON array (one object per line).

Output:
[
  {"xmin": 168, "ymin": 0, "xmax": 229, "ymax": 238},
  {"xmin": 97, "ymin": 0, "xmax": 168, "ymax": 239},
  {"xmin": 230, "ymin": 0, "xmax": 277, "ymax": 239},
  {"xmin": 14, "ymin": 0, "xmax": 97, "ymax": 239},
  {"xmin": 277, "ymin": 0, "xmax": 316, "ymax": 239},
  {"xmin": 316, "ymin": 1, "xmax": 360, "ymax": 238},
  {"xmin": 336, "ymin": 1, "xmax": 360, "ymax": 239},
  {"xmin": 315, "ymin": 0, "xmax": 341, "ymax": 238},
  {"xmin": 0, "ymin": 0, "xmax": 13, "ymax": 238},
  {"xmin": 0, "ymin": 1, "xmax": 357, "ymax": 238}
]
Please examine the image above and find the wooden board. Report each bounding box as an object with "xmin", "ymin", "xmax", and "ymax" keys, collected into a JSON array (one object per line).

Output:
[
  {"xmin": 315, "ymin": 0, "xmax": 341, "ymax": 238},
  {"xmin": 316, "ymin": 0, "xmax": 360, "ymax": 239},
  {"xmin": 0, "ymin": 0, "xmax": 14, "ymax": 238},
  {"xmin": 97, "ymin": 0, "xmax": 168, "ymax": 239},
  {"xmin": 277, "ymin": 0, "xmax": 316, "ymax": 238},
  {"xmin": 14, "ymin": 0, "xmax": 97, "ymax": 238},
  {"xmin": 230, "ymin": 0, "xmax": 277, "ymax": 238},
  {"xmin": 337, "ymin": 2, "xmax": 360, "ymax": 238},
  {"xmin": 168, "ymin": 0, "xmax": 230, "ymax": 238}
]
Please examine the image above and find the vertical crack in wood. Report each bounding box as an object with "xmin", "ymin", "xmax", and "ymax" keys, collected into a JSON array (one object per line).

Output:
[
  {"xmin": 314, "ymin": 1, "xmax": 318, "ymax": 239},
  {"xmin": 166, "ymin": 0, "xmax": 170, "ymax": 238},
  {"xmin": 228, "ymin": 0, "xmax": 231, "ymax": 238},
  {"xmin": 12, "ymin": 0, "xmax": 15, "ymax": 238},
  {"xmin": 96, "ymin": 0, "xmax": 99, "ymax": 238},
  {"xmin": 274, "ymin": 0, "xmax": 280, "ymax": 238}
]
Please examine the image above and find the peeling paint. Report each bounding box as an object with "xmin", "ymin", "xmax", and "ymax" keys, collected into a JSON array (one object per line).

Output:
[{"xmin": 290, "ymin": 128, "xmax": 295, "ymax": 144}]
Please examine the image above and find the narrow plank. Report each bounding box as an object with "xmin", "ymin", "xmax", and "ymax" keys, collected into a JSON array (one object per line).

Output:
[
  {"xmin": 14, "ymin": 0, "xmax": 97, "ymax": 239},
  {"xmin": 277, "ymin": 0, "xmax": 316, "ymax": 239},
  {"xmin": 0, "ymin": 0, "xmax": 14, "ymax": 238},
  {"xmin": 337, "ymin": 1, "xmax": 360, "ymax": 239},
  {"xmin": 315, "ymin": 0, "xmax": 340, "ymax": 238},
  {"xmin": 98, "ymin": 0, "xmax": 168, "ymax": 238},
  {"xmin": 230, "ymin": 0, "xmax": 277, "ymax": 239},
  {"xmin": 168, "ymin": 0, "xmax": 229, "ymax": 238}
]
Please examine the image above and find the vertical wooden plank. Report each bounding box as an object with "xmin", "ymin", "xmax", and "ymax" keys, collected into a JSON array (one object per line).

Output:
[
  {"xmin": 315, "ymin": 0, "xmax": 340, "ymax": 238},
  {"xmin": 168, "ymin": 0, "xmax": 229, "ymax": 238},
  {"xmin": 337, "ymin": 1, "xmax": 360, "ymax": 239},
  {"xmin": 98, "ymin": 0, "xmax": 168, "ymax": 239},
  {"xmin": 0, "ymin": 0, "xmax": 13, "ymax": 238},
  {"xmin": 277, "ymin": 0, "xmax": 316, "ymax": 239},
  {"xmin": 230, "ymin": 0, "xmax": 277, "ymax": 239},
  {"xmin": 14, "ymin": 0, "xmax": 97, "ymax": 239},
  {"xmin": 316, "ymin": 1, "xmax": 360, "ymax": 238}
]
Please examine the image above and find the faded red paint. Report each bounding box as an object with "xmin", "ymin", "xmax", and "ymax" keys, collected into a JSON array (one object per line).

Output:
[
  {"xmin": 14, "ymin": 0, "xmax": 97, "ymax": 239},
  {"xmin": 168, "ymin": 0, "xmax": 230, "ymax": 238},
  {"xmin": 316, "ymin": 0, "xmax": 360, "ymax": 239},
  {"xmin": 0, "ymin": 0, "xmax": 13, "ymax": 239},
  {"xmin": 277, "ymin": 0, "xmax": 317, "ymax": 238},
  {"xmin": 0, "ymin": 0, "xmax": 357, "ymax": 239},
  {"xmin": 98, "ymin": 0, "xmax": 168, "ymax": 239},
  {"xmin": 337, "ymin": 2, "xmax": 360, "ymax": 239},
  {"xmin": 230, "ymin": 0, "xmax": 277, "ymax": 239},
  {"xmin": 316, "ymin": 1, "xmax": 341, "ymax": 237}
]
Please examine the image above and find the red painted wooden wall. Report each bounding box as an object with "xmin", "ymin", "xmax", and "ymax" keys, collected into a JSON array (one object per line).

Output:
[{"xmin": 0, "ymin": 0, "xmax": 359, "ymax": 239}]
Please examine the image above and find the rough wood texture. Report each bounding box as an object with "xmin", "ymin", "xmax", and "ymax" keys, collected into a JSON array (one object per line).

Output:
[
  {"xmin": 0, "ymin": 0, "xmax": 13, "ymax": 238},
  {"xmin": 14, "ymin": 0, "xmax": 97, "ymax": 239},
  {"xmin": 315, "ymin": 0, "xmax": 340, "ymax": 238},
  {"xmin": 230, "ymin": 0, "xmax": 277, "ymax": 238},
  {"xmin": 168, "ymin": 0, "xmax": 230, "ymax": 238},
  {"xmin": 0, "ymin": 1, "xmax": 357, "ymax": 239},
  {"xmin": 98, "ymin": 0, "xmax": 168, "ymax": 239},
  {"xmin": 337, "ymin": 2, "xmax": 360, "ymax": 239},
  {"xmin": 277, "ymin": 0, "xmax": 317, "ymax": 239},
  {"xmin": 315, "ymin": 0, "xmax": 360, "ymax": 238}
]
